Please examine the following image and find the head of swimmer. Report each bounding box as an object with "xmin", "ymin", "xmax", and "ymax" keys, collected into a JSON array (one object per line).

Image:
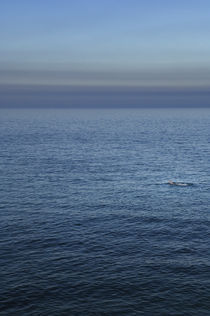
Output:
[{"xmin": 168, "ymin": 180, "xmax": 175, "ymax": 185}]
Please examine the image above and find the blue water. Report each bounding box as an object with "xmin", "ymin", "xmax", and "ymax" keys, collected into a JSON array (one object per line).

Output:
[{"xmin": 0, "ymin": 109, "xmax": 210, "ymax": 315}]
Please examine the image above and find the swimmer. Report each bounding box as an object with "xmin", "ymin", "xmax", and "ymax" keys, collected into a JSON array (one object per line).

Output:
[{"xmin": 168, "ymin": 180, "xmax": 191, "ymax": 186}]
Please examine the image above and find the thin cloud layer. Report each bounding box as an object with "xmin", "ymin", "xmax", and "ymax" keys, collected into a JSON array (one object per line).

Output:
[{"xmin": 0, "ymin": 0, "xmax": 209, "ymax": 108}]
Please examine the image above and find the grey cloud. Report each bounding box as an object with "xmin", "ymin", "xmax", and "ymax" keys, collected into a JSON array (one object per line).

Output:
[
  {"xmin": 1, "ymin": 66, "xmax": 210, "ymax": 86},
  {"xmin": 0, "ymin": 84, "xmax": 210, "ymax": 108}
]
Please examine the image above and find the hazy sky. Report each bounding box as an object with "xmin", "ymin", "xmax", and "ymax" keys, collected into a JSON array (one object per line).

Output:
[{"xmin": 1, "ymin": 0, "xmax": 210, "ymax": 107}]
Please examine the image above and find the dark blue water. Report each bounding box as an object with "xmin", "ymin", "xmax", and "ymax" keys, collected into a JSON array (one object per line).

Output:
[{"xmin": 0, "ymin": 109, "xmax": 210, "ymax": 315}]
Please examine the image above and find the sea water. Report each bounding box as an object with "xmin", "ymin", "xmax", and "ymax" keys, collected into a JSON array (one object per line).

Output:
[{"xmin": 0, "ymin": 109, "xmax": 210, "ymax": 315}]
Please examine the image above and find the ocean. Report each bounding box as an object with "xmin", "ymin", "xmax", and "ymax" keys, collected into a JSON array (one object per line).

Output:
[{"xmin": 0, "ymin": 109, "xmax": 210, "ymax": 315}]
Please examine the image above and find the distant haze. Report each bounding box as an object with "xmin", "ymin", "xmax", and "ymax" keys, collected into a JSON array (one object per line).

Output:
[{"xmin": 1, "ymin": 0, "xmax": 210, "ymax": 108}]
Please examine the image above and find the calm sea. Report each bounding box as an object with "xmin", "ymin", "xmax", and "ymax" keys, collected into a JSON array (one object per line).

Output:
[{"xmin": 0, "ymin": 109, "xmax": 210, "ymax": 315}]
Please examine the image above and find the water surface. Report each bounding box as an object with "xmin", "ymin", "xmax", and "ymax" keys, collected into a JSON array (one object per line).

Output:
[{"xmin": 0, "ymin": 109, "xmax": 210, "ymax": 315}]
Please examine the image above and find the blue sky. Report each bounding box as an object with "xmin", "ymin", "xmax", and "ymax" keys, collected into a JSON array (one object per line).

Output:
[{"xmin": 0, "ymin": 0, "xmax": 210, "ymax": 107}]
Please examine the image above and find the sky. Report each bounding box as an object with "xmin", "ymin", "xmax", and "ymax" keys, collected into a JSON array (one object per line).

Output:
[{"xmin": 0, "ymin": 0, "xmax": 210, "ymax": 108}]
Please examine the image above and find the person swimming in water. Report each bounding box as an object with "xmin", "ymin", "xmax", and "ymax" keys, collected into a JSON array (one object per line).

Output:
[{"xmin": 168, "ymin": 180, "xmax": 190, "ymax": 186}]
